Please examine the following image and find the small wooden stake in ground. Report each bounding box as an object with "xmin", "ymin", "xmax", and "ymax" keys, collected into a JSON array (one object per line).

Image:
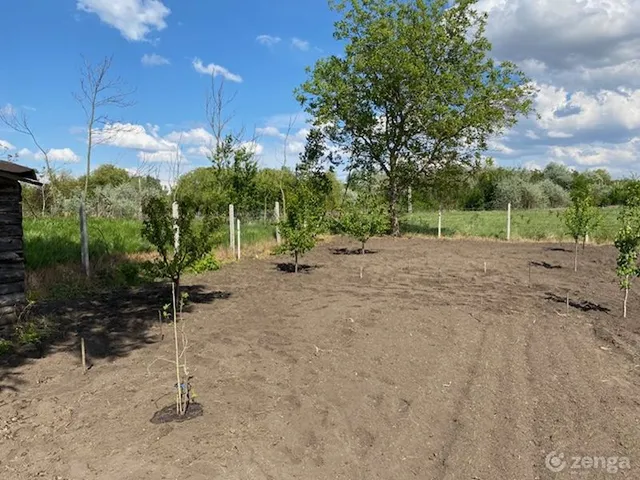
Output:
[
  {"xmin": 80, "ymin": 336, "xmax": 87, "ymax": 373},
  {"xmin": 528, "ymin": 262, "xmax": 531, "ymax": 287},
  {"xmin": 360, "ymin": 266, "xmax": 363, "ymax": 279},
  {"xmin": 507, "ymin": 202, "xmax": 512, "ymax": 241},
  {"xmin": 566, "ymin": 293, "xmax": 570, "ymax": 315},
  {"xmin": 483, "ymin": 261, "xmax": 487, "ymax": 274},
  {"xmin": 438, "ymin": 207, "xmax": 442, "ymax": 239}
]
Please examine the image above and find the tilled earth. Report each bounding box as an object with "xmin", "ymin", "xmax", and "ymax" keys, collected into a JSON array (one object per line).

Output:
[{"xmin": 1, "ymin": 237, "xmax": 639, "ymax": 479}]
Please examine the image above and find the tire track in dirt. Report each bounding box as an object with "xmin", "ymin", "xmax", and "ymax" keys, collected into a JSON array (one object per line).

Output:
[{"xmin": 436, "ymin": 313, "xmax": 537, "ymax": 479}]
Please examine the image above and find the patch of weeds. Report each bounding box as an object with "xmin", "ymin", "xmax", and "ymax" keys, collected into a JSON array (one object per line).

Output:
[
  {"xmin": 0, "ymin": 338, "xmax": 14, "ymax": 356},
  {"xmin": 189, "ymin": 253, "xmax": 220, "ymax": 274}
]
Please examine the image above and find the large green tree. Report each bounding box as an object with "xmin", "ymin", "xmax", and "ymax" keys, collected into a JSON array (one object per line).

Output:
[{"xmin": 296, "ymin": 0, "xmax": 535, "ymax": 235}]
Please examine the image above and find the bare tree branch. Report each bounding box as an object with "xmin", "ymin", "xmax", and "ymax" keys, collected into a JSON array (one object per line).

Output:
[{"xmin": 73, "ymin": 54, "xmax": 135, "ymax": 200}]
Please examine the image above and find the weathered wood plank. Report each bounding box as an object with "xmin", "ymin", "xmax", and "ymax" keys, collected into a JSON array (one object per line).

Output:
[
  {"xmin": 0, "ymin": 292, "xmax": 25, "ymax": 307},
  {"xmin": 0, "ymin": 305, "xmax": 17, "ymax": 325},
  {"xmin": 0, "ymin": 282, "xmax": 23, "ymax": 295},
  {"xmin": 0, "ymin": 271, "xmax": 25, "ymax": 283},
  {"xmin": 0, "ymin": 238, "xmax": 22, "ymax": 252},
  {"xmin": 0, "ymin": 225, "xmax": 23, "ymax": 237},
  {"xmin": 0, "ymin": 251, "xmax": 24, "ymax": 263}
]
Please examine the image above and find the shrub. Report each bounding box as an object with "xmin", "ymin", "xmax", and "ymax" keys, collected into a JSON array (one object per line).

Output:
[
  {"xmin": 336, "ymin": 191, "xmax": 389, "ymax": 253},
  {"xmin": 539, "ymin": 179, "xmax": 570, "ymax": 208}
]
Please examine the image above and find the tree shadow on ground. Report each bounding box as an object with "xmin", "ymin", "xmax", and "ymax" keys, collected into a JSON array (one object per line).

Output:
[
  {"xmin": 544, "ymin": 292, "xmax": 610, "ymax": 312},
  {"xmin": 0, "ymin": 283, "xmax": 230, "ymax": 391},
  {"xmin": 330, "ymin": 247, "xmax": 378, "ymax": 255},
  {"xmin": 543, "ymin": 246, "xmax": 572, "ymax": 253},
  {"xmin": 530, "ymin": 261, "xmax": 562, "ymax": 269},
  {"xmin": 275, "ymin": 263, "xmax": 318, "ymax": 274}
]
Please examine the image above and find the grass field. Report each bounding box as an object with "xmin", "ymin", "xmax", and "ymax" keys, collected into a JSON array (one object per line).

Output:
[
  {"xmin": 23, "ymin": 217, "xmax": 277, "ymax": 270},
  {"xmin": 401, "ymin": 206, "xmax": 621, "ymax": 243}
]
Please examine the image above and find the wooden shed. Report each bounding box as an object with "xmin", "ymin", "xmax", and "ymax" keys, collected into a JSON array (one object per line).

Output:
[{"xmin": 0, "ymin": 161, "xmax": 40, "ymax": 327}]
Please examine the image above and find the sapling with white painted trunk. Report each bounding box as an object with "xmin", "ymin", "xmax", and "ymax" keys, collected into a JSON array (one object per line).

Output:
[{"xmin": 614, "ymin": 184, "xmax": 640, "ymax": 318}]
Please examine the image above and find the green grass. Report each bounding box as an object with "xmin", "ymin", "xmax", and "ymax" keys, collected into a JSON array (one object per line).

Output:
[
  {"xmin": 23, "ymin": 217, "xmax": 277, "ymax": 270},
  {"xmin": 23, "ymin": 217, "xmax": 153, "ymax": 270},
  {"xmin": 402, "ymin": 207, "xmax": 621, "ymax": 243}
]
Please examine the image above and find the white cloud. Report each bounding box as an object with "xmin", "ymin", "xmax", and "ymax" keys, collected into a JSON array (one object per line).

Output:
[
  {"xmin": 141, "ymin": 53, "xmax": 170, "ymax": 66},
  {"xmin": 165, "ymin": 127, "xmax": 213, "ymax": 145},
  {"xmin": 0, "ymin": 139, "xmax": 15, "ymax": 150},
  {"xmin": 16, "ymin": 147, "xmax": 80, "ymax": 163},
  {"xmin": 256, "ymin": 34, "xmax": 281, "ymax": 46},
  {"xmin": 291, "ymin": 37, "xmax": 310, "ymax": 51},
  {"xmin": 186, "ymin": 145, "xmax": 211, "ymax": 157},
  {"xmin": 240, "ymin": 141, "xmax": 264, "ymax": 155},
  {"xmin": 94, "ymin": 123, "xmax": 176, "ymax": 151},
  {"xmin": 548, "ymin": 138, "xmax": 640, "ymax": 168},
  {"xmin": 192, "ymin": 58, "xmax": 242, "ymax": 83},
  {"xmin": 256, "ymin": 126, "xmax": 285, "ymax": 139},
  {"xmin": 77, "ymin": 0, "xmax": 170, "ymax": 42},
  {"xmin": 137, "ymin": 150, "xmax": 186, "ymax": 163},
  {"xmin": 37, "ymin": 148, "xmax": 81, "ymax": 163},
  {"xmin": 533, "ymin": 83, "xmax": 640, "ymax": 135}
]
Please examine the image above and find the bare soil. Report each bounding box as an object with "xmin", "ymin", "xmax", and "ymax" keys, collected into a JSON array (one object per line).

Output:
[{"xmin": 2, "ymin": 237, "xmax": 640, "ymax": 479}]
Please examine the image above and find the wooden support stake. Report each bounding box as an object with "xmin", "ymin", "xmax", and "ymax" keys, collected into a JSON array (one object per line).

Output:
[
  {"xmin": 528, "ymin": 262, "xmax": 531, "ymax": 287},
  {"xmin": 360, "ymin": 266, "xmax": 363, "ymax": 279},
  {"xmin": 566, "ymin": 293, "xmax": 570, "ymax": 315},
  {"xmin": 407, "ymin": 187, "xmax": 413, "ymax": 214},
  {"xmin": 438, "ymin": 207, "xmax": 442, "ymax": 239},
  {"xmin": 81, "ymin": 337, "xmax": 87, "ymax": 373},
  {"xmin": 484, "ymin": 261, "xmax": 487, "ymax": 274}
]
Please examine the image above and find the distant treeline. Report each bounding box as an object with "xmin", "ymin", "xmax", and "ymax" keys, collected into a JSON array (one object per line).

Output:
[{"xmin": 19, "ymin": 160, "xmax": 637, "ymax": 219}]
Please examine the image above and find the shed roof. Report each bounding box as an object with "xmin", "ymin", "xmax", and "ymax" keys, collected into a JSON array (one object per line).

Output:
[{"xmin": 0, "ymin": 161, "xmax": 41, "ymax": 185}]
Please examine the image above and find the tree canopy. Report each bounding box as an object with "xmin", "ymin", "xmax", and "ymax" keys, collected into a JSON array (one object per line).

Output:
[{"xmin": 296, "ymin": 0, "xmax": 535, "ymax": 234}]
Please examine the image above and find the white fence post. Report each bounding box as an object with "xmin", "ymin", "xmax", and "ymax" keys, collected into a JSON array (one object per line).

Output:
[
  {"xmin": 275, "ymin": 201, "xmax": 281, "ymax": 244},
  {"xmin": 236, "ymin": 218, "xmax": 241, "ymax": 261},
  {"xmin": 438, "ymin": 207, "xmax": 442, "ymax": 239},
  {"xmin": 172, "ymin": 201, "xmax": 180, "ymax": 252},
  {"xmin": 507, "ymin": 202, "xmax": 511, "ymax": 241},
  {"xmin": 408, "ymin": 187, "xmax": 413, "ymax": 214},
  {"xmin": 229, "ymin": 204, "xmax": 235, "ymax": 253}
]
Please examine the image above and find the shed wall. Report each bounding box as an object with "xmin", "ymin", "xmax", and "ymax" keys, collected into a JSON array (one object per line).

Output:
[{"xmin": 0, "ymin": 177, "xmax": 25, "ymax": 326}]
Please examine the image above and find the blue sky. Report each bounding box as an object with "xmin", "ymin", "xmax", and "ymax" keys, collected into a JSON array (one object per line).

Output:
[
  {"xmin": 0, "ymin": 0, "xmax": 339, "ymax": 182},
  {"xmin": 2, "ymin": 0, "xmax": 640, "ymax": 182}
]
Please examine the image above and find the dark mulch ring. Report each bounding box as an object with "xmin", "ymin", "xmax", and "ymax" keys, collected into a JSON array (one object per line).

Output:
[{"xmin": 150, "ymin": 402, "xmax": 204, "ymax": 424}]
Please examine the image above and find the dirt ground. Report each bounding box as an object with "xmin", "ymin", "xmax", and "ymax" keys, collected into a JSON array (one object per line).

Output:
[{"xmin": 1, "ymin": 237, "xmax": 640, "ymax": 479}]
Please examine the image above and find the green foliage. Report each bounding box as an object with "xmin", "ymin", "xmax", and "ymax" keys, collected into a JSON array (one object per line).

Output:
[
  {"xmin": 141, "ymin": 196, "xmax": 219, "ymax": 284},
  {"xmin": 614, "ymin": 185, "xmax": 640, "ymax": 295},
  {"xmin": 0, "ymin": 339, "xmax": 14, "ymax": 356},
  {"xmin": 190, "ymin": 253, "xmax": 220, "ymax": 274},
  {"xmin": 539, "ymin": 179, "xmax": 570, "ymax": 208},
  {"xmin": 275, "ymin": 174, "xmax": 327, "ymax": 271},
  {"xmin": 297, "ymin": 0, "xmax": 535, "ymax": 233},
  {"xmin": 564, "ymin": 186, "xmax": 601, "ymax": 243},
  {"xmin": 337, "ymin": 190, "xmax": 389, "ymax": 251}
]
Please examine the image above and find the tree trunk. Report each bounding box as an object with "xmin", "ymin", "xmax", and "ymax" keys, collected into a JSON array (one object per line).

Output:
[
  {"xmin": 389, "ymin": 175, "xmax": 400, "ymax": 237},
  {"xmin": 624, "ymin": 284, "xmax": 629, "ymax": 318},
  {"xmin": 574, "ymin": 240, "xmax": 578, "ymax": 272},
  {"xmin": 294, "ymin": 251, "xmax": 298, "ymax": 273}
]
